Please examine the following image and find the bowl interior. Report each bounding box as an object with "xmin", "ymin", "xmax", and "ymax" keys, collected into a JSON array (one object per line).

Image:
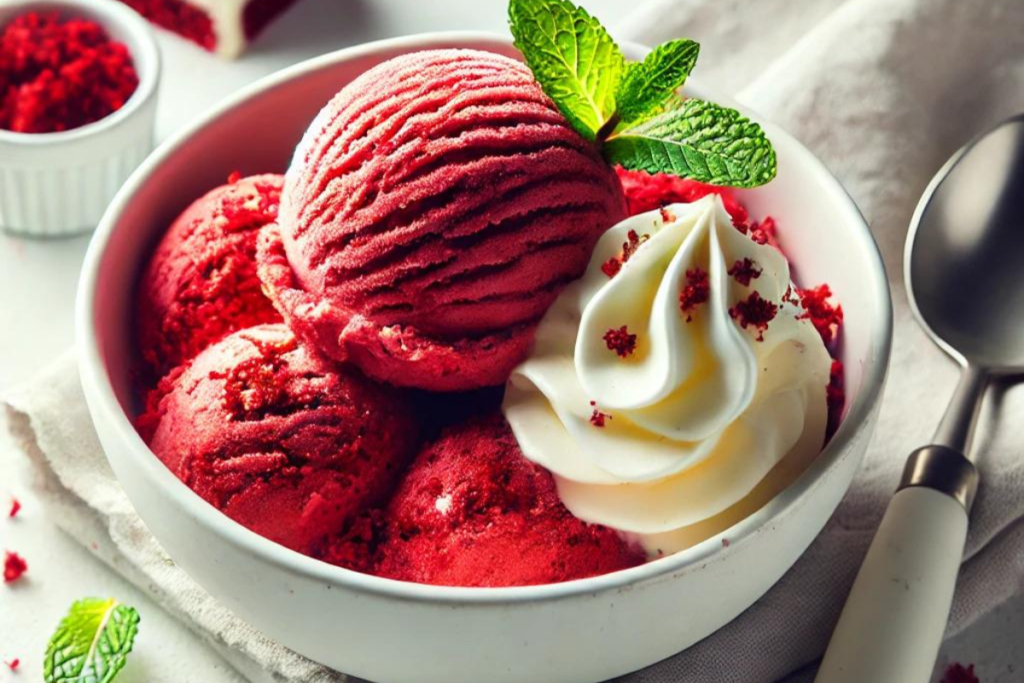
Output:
[{"xmin": 83, "ymin": 34, "xmax": 890, "ymax": 592}]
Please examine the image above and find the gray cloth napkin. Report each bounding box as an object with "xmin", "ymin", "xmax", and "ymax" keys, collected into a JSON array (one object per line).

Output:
[{"xmin": 4, "ymin": 0, "xmax": 1024, "ymax": 681}]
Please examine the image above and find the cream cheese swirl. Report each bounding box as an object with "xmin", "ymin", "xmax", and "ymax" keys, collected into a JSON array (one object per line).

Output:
[{"xmin": 503, "ymin": 196, "xmax": 831, "ymax": 554}]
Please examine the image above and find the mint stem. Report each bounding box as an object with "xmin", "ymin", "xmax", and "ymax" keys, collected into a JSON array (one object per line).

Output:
[{"xmin": 596, "ymin": 113, "xmax": 621, "ymax": 144}]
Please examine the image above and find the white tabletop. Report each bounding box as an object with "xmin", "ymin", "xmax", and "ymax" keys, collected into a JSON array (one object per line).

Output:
[{"xmin": 0, "ymin": 0, "xmax": 1019, "ymax": 681}]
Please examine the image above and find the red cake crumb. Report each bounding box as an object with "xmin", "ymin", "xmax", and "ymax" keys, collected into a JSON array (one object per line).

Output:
[
  {"xmin": 797, "ymin": 284, "xmax": 844, "ymax": 346},
  {"xmin": 227, "ymin": 170, "xmax": 243, "ymax": 184},
  {"xmin": 616, "ymin": 167, "xmax": 751, "ymax": 228},
  {"xmin": 602, "ymin": 229, "xmax": 649, "ymax": 278},
  {"xmin": 940, "ymin": 663, "xmax": 980, "ymax": 683},
  {"xmin": 8, "ymin": 498, "xmax": 20, "ymax": 518},
  {"xmin": 374, "ymin": 415, "xmax": 644, "ymax": 587},
  {"xmin": 5, "ymin": 658, "xmax": 18, "ymax": 671},
  {"xmin": 603, "ymin": 325, "xmax": 637, "ymax": 358},
  {"xmin": 728, "ymin": 258, "xmax": 762, "ymax": 286},
  {"xmin": 729, "ymin": 291, "xmax": 778, "ymax": 341},
  {"xmin": 589, "ymin": 407, "xmax": 611, "ymax": 427},
  {"xmin": 3, "ymin": 551, "xmax": 27, "ymax": 583},
  {"xmin": 589, "ymin": 401, "xmax": 611, "ymax": 428},
  {"xmin": 743, "ymin": 216, "xmax": 781, "ymax": 249},
  {"xmin": 0, "ymin": 12, "xmax": 139, "ymax": 133},
  {"xmin": 679, "ymin": 267, "xmax": 710, "ymax": 321}
]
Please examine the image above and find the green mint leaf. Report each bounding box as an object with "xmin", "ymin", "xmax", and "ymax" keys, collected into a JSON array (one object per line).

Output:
[
  {"xmin": 616, "ymin": 39, "xmax": 700, "ymax": 126},
  {"xmin": 44, "ymin": 598, "xmax": 141, "ymax": 683},
  {"xmin": 508, "ymin": 0, "xmax": 624, "ymax": 140},
  {"xmin": 604, "ymin": 98, "xmax": 777, "ymax": 187}
]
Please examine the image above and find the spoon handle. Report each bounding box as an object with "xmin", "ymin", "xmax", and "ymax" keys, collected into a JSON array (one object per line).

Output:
[{"xmin": 814, "ymin": 447, "xmax": 977, "ymax": 683}]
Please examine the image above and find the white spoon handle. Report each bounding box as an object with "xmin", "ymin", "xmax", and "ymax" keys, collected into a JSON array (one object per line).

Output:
[{"xmin": 815, "ymin": 447, "xmax": 977, "ymax": 683}]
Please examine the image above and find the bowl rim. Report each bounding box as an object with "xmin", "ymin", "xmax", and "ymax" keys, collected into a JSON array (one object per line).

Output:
[
  {"xmin": 0, "ymin": 0, "xmax": 161, "ymax": 145},
  {"xmin": 77, "ymin": 30, "xmax": 893, "ymax": 604}
]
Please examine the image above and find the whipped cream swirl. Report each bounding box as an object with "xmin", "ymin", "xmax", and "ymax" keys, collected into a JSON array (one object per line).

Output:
[{"xmin": 503, "ymin": 196, "xmax": 831, "ymax": 554}]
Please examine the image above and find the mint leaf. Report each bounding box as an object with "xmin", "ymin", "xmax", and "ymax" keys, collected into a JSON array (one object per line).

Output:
[
  {"xmin": 616, "ymin": 39, "xmax": 700, "ymax": 126},
  {"xmin": 44, "ymin": 598, "xmax": 140, "ymax": 683},
  {"xmin": 509, "ymin": 0, "xmax": 624, "ymax": 140},
  {"xmin": 604, "ymin": 98, "xmax": 777, "ymax": 187}
]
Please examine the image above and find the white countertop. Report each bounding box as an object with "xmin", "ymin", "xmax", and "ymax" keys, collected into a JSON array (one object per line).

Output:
[{"xmin": 0, "ymin": 0, "xmax": 1019, "ymax": 681}]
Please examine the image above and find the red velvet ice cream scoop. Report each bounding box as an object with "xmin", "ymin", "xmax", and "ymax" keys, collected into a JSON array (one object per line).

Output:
[
  {"xmin": 140, "ymin": 324, "xmax": 418, "ymax": 558},
  {"xmin": 259, "ymin": 49, "xmax": 627, "ymax": 392},
  {"xmin": 136, "ymin": 174, "xmax": 284, "ymax": 378},
  {"xmin": 374, "ymin": 414, "xmax": 645, "ymax": 587}
]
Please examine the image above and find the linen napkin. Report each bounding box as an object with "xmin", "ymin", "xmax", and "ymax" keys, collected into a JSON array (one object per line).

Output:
[{"xmin": 5, "ymin": 0, "xmax": 1024, "ymax": 682}]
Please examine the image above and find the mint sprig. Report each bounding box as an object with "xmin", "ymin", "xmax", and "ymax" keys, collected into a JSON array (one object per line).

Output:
[
  {"xmin": 44, "ymin": 598, "xmax": 140, "ymax": 683},
  {"xmin": 605, "ymin": 98, "xmax": 777, "ymax": 187},
  {"xmin": 616, "ymin": 39, "xmax": 699, "ymax": 126},
  {"xmin": 509, "ymin": 0, "xmax": 624, "ymax": 140},
  {"xmin": 508, "ymin": 0, "xmax": 777, "ymax": 187}
]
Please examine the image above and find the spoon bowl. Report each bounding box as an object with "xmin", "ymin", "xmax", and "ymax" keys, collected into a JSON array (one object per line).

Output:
[{"xmin": 906, "ymin": 113, "xmax": 1024, "ymax": 372}]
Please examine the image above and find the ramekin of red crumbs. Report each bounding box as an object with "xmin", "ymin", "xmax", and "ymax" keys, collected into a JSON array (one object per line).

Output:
[{"xmin": 0, "ymin": 0, "xmax": 159, "ymax": 236}]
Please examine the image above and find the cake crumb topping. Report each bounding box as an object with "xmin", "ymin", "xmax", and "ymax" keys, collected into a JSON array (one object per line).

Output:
[
  {"xmin": 728, "ymin": 258, "xmax": 762, "ymax": 286},
  {"xmin": 729, "ymin": 291, "xmax": 778, "ymax": 341},
  {"xmin": 0, "ymin": 11, "xmax": 139, "ymax": 133},
  {"xmin": 603, "ymin": 325, "xmax": 637, "ymax": 358},
  {"xmin": 602, "ymin": 230, "xmax": 649, "ymax": 278},
  {"xmin": 588, "ymin": 401, "xmax": 611, "ymax": 428},
  {"xmin": 797, "ymin": 284, "xmax": 844, "ymax": 345},
  {"xmin": 679, "ymin": 268, "xmax": 710, "ymax": 321}
]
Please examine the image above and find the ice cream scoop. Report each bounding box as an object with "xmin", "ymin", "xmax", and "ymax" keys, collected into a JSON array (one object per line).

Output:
[
  {"xmin": 136, "ymin": 174, "xmax": 283, "ymax": 378},
  {"xmin": 140, "ymin": 324, "xmax": 418, "ymax": 558},
  {"xmin": 374, "ymin": 414, "xmax": 645, "ymax": 587},
  {"xmin": 259, "ymin": 49, "xmax": 627, "ymax": 392}
]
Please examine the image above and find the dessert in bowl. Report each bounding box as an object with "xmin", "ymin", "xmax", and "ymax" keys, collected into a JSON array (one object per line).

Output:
[{"xmin": 77, "ymin": 11, "xmax": 891, "ymax": 683}]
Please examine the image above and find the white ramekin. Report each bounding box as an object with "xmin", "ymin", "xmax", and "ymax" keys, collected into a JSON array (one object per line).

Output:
[
  {"xmin": 0, "ymin": 0, "xmax": 160, "ymax": 237},
  {"xmin": 77, "ymin": 33, "xmax": 893, "ymax": 683}
]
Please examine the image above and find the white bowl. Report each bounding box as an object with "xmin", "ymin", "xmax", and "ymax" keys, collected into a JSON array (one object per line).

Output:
[
  {"xmin": 77, "ymin": 33, "xmax": 892, "ymax": 683},
  {"xmin": 0, "ymin": 0, "xmax": 159, "ymax": 236}
]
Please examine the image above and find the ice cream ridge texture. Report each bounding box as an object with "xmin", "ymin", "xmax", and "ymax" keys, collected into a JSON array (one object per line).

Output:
[{"xmin": 258, "ymin": 49, "xmax": 628, "ymax": 392}]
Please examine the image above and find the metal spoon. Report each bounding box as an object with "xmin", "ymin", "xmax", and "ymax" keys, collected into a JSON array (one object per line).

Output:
[{"xmin": 816, "ymin": 112, "xmax": 1024, "ymax": 682}]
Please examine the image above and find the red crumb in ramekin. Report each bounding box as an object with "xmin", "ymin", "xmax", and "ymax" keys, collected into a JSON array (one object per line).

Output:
[{"xmin": 0, "ymin": 11, "xmax": 139, "ymax": 134}]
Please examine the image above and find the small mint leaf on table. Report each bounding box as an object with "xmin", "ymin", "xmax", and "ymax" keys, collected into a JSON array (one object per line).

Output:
[
  {"xmin": 603, "ymin": 98, "xmax": 777, "ymax": 188},
  {"xmin": 508, "ymin": 0, "xmax": 624, "ymax": 140},
  {"xmin": 616, "ymin": 39, "xmax": 700, "ymax": 126},
  {"xmin": 45, "ymin": 598, "xmax": 141, "ymax": 683}
]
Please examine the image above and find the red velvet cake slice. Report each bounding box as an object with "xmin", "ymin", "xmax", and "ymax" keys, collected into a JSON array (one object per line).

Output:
[{"xmin": 116, "ymin": 0, "xmax": 301, "ymax": 57}]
